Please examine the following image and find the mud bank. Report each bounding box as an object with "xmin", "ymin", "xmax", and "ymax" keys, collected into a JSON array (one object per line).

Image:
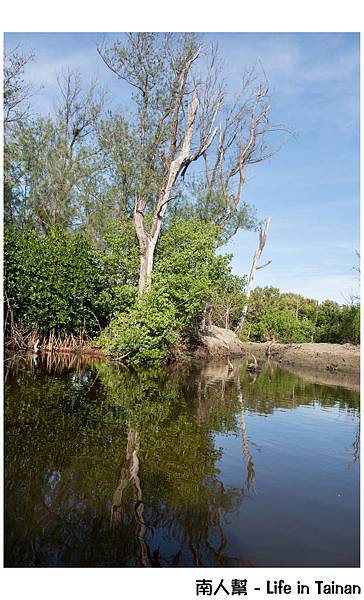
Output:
[
  {"xmin": 195, "ymin": 328, "xmax": 360, "ymax": 376},
  {"xmin": 194, "ymin": 325, "xmax": 246, "ymax": 359},
  {"xmin": 241, "ymin": 341, "xmax": 360, "ymax": 376},
  {"xmin": 193, "ymin": 335, "xmax": 360, "ymax": 391}
]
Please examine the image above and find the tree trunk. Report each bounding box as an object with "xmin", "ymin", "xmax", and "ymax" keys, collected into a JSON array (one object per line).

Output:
[
  {"xmin": 134, "ymin": 205, "xmax": 156, "ymax": 295},
  {"xmin": 133, "ymin": 87, "xmax": 218, "ymax": 296},
  {"xmin": 235, "ymin": 218, "xmax": 271, "ymax": 335},
  {"xmin": 137, "ymin": 236, "xmax": 156, "ymax": 295}
]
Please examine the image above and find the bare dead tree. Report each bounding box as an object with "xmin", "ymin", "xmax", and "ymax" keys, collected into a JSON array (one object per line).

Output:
[
  {"xmin": 235, "ymin": 218, "xmax": 271, "ymax": 335},
  {"xmin": 189, "ymin": 62, "xmax": 285, "ymax": 244},
  {"xmin": 207, "ymin": 83, "xmax": 270, "ymax": 214},
  {"xmin": 98, "ymin": 34, "xmax": 281, "ymax": 294}
]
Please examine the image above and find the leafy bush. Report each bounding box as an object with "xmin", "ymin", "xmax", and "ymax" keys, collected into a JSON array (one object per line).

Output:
[
  {"xmin": 5, "ymin": 220, "xmax": 358, "ymax": 363},
  {"xmin": 248, "ymin": 309, "xmax": 314, "ymax": 343},
  {"xmin": 95, "ymin": 217, "xmax": 139, "ymax": 317},
  {"xmin": 4, "ymin": 227, "xmax": 108, "ymax": 336},
  {"xmin": 245, "ymin": 287, "xmax": 359, "ymax": 345},
  {"xmin": 315, "ymin": 300, "xmax": 360, "ymax": 344},
  {"xmin": 154, "ymin": 219, "xmax": 228, "ymax": 320},
  {"xmin": 98, "ymin": 289, "xmax": 179, "ymax": 365},
  {"xmin": 99, "ymin": 218, "xmax": 247, "ymax": 364}
]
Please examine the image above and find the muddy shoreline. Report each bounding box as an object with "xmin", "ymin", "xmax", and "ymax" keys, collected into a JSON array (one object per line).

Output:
[
  {"xmin": 5, "ymin": 334, "xmax": 360, "ymax": 391},
  {"xmin": 239, "ymin": 341, "xmax": 360, "ymax": 391},
  {"xmin": 196, "ymin": 326, "xmax": 360, "ymax": 372},
  {"xmin": 241, "ymin": 341, "xmax": 360, "ymax": 373}
]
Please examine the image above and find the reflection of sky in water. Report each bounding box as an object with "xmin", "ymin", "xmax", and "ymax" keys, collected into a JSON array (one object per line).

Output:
[{"xmin": 4, "ymin": 356, "xmax": 359, "ymax": 567}]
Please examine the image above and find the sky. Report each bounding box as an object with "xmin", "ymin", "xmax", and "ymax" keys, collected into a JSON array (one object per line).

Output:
[{"xmin": 4, "ymin": 32, "xmax": 360, "ymax": 303}]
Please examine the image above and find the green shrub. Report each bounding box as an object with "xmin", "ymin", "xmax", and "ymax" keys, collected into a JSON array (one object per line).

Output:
[
  {"xmin": 95, "ymin": 217, "xmax": 139, "ymax": 317},
  {"xmin": 315, "ymin": 300, "xmax": 360, "ymax": 344},
  {"xmin": 4, "ymin": 227, "xmax": 108, "ymax": 336},
  {"xmin": 248, "ymin": 309, "xmax": 313, "ymax": 343},
  {"xmin": 245, "ymin": 287, "xmax": 360, "ymax": 345},
  {"xmin": 99, "ymin": 218, "xmax": 247, "ymax": 364},
  {"xmin": 99, "ymin": 289, "xmax": 179, "ymax": 365}
]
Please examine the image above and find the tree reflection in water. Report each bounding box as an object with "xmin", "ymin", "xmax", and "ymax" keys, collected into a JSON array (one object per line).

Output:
[{"xmin": 4, "ymin": 353, "xmax": 360, "ymax": 567}]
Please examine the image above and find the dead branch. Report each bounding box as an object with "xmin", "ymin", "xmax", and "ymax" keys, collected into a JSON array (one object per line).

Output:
[{"xmin": 235, "ymin": 217, "xmax": 271, "ymax": 335}]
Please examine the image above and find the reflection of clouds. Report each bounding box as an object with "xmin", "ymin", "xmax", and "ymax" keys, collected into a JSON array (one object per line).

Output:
[
  {"xmin": 42, "ymin": 469, "xmax": 62, "ymax": 509},
  {"xmin": 43, "ymin": 469, "xmax": 61, "ymax": 490}
]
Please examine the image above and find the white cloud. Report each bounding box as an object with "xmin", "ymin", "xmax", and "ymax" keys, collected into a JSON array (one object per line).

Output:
[{"xmin": 224, "ymin": 34, "xmax": 358, "ymax": 87}]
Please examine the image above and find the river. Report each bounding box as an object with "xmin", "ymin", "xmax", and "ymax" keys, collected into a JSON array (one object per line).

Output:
[{"xmin": 4, "ymin": 353, "xmax": 360, "ymax": 567}]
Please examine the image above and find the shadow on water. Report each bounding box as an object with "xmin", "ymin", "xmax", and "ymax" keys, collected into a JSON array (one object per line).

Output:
[{"xmin": 4, "ymin": 353, "xmax": 360, "ymax": 567}]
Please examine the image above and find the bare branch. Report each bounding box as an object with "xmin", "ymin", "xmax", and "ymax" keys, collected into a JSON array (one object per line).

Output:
[
  {"xmin": 256, "ymin": 260, "xmax": 272, "ymax": 270},
  {"xmin": 96, "ymin": 40, "xmax": 146, "ymax": 96},
  {"xmin": 236, "ymin": 218, "xmax": 271, "ymax": 334},
  {"xmin": 4, "ymin": 47, "xmax": 35, "ymax": 130}
]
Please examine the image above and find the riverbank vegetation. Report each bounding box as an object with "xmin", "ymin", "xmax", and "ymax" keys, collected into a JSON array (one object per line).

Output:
[{"xmin": 3, "ymin": 35, "xmax": 359, "ymax": 365}]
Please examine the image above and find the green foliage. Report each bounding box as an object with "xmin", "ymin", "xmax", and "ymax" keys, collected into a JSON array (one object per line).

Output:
[
  {"xmin": 171, "ymin": 184, "xmax": 257, "ymax": 245},
  {"xmin": 5, "ymin": 220, "xmax": 359, "ymax": 359},
  {"xmin": 4, "ymin": 216, "xmax": 145, "ymax": 340},
  {"xmin": 244, "ymin": 287, "xmax": 314, "ymax": 342},
  {"xmin": 315, "ymin": 300, "xmax": 360, "ymax": 344},
  {"xmin": 154, "ymin": 219, "xmax": 229, "ymax": 320},
  {"xmin": 95, "ymin": 216, "xmax": 139, "ymax": 315},
  {"xmin": 5, "ymin": 113, "xmax": 105, "ymax": 233},
  {"xmin": 244, "ymin": 286, "xmax": 360, "ymax": 345},
  {"xmin": 99, "ymin": 219, "xmax": 246, "ymax": 364},
  {"xmin": 99, "ymin": 289, "xmax": 180, "ymax": 365},
  {"xmin": 4, "ymin": 70, "xmax": 106, "ymax": 236},
  {"xmin": 208, "ymin": 272, "xmax": 246, "ymax": 330},
  {"xmin": 5, "ymin": 217, "xmax": 246, "ymax": 362},
  {"xmin": 4, "ymin": 227, "xmax": 109, "ymax": 336},
  {"xmin": 248, "ymin": 309, "xmax": 314, "ymax": 343}
]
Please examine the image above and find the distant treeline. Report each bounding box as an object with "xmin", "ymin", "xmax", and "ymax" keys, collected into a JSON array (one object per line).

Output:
[{"xmin": 244, "ymin": 286, "xmax": 359, "ymax": 345}]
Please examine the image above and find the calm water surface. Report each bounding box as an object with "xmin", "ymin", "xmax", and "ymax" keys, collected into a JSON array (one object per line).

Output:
[{"xmin": 4, "ymin": 354, "xmax": 360, "ymax": 567}]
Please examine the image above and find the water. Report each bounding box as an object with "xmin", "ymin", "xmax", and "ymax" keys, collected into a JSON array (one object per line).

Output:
[{"xmin": 4, "ymin": 354, "xmax": 360, "ymax": 567}]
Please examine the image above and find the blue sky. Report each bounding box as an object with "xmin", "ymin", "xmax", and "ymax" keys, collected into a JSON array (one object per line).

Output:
[{"xmin": 5, "ymin": 32, "xmax": 360, "ymax": 303}]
